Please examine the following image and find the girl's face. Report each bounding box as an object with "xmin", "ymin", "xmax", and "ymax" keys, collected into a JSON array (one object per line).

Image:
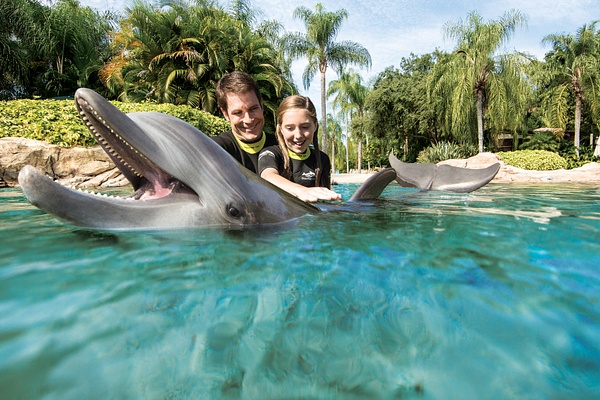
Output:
[{"xmin": 279, "ymin": 109, "xmax": 316, "ymax": 154}]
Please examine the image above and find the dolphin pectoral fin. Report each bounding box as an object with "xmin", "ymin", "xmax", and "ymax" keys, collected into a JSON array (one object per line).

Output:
[
  {"xmin": 349, "ymin": 168, "xmax": 398, "ymax": 201},
  {"xmin": 389, "ymin": 153, "xmax": 500, "ymax": 193}
]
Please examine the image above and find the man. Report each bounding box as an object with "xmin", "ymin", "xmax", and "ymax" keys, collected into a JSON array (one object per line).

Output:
[{"xmin": 213, "ymin": 71, "xmax": 278, "ymax": 173}]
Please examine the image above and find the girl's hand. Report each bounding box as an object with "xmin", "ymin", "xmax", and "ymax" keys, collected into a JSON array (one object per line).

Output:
[{"xmin": 296, "ymin": 187, "xmax": 341, "ymax": 203}]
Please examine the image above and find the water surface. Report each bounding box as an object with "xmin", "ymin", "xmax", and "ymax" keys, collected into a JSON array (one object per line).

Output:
[{"xmin": 1, "ymin": 183, "xmax": 599, "ymax": 399}]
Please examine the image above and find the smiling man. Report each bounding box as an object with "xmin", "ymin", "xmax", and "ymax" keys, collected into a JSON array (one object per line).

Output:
[{"xmin": 213, "ymin": 71, "xmax": 278, "ymax": 173}]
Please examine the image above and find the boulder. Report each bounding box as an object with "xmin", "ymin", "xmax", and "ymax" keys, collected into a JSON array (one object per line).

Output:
[
  {"xmin": 0, "ymin": 137, "xmax": 126, "ymax": 188},
  {"xmin": 438, "ymin": 152, "xmax": 501, "ymax": 169}
]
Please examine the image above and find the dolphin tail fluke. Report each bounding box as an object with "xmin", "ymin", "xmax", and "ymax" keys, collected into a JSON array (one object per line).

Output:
[
  {"xmin": 389, "ymin": 153, "xmax": 500, "ymax": 193},
  {"xmin": 429, "ymin": 162, "xmax": 501, "ymax": 192}
]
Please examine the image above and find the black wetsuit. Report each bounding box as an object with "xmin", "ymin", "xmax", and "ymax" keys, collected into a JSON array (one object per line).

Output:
[
  {"xmin": 257, "ymin": 145, "xmax": 332, "ymax": 188},
  {"xmin": 212, "ymin": 131, "xmax": 278, "ymax": 174}
]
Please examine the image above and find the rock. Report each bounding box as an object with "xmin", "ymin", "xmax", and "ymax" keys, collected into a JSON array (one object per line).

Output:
[
  {"xmin": 494, "ymin": 162, "xmax": 600, "ymax": 183},
  {"xmin": 440, "ymin": 152, "xmax": 600, "ymax": 183},
  {"xmin": 0, "ymin": 137, "xmax": 127, "ymax": 188},
  {"xmin": 439, "ymin": 152, "xmax": 501, "ymax": 169},
  {"xmin": 1, "ymin": 138, "xmax": 58, "ymax": 184}
]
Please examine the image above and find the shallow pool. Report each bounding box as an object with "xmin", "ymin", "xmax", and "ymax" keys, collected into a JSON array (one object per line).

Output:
[{"xmin": 1, "ymin": 183, "xmax": 599, "ymax": 399}]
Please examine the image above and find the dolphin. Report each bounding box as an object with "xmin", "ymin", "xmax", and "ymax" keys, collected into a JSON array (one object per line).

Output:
[
  {"xmin": 18, "ymin": 88, "xmax": 500, "ymax": 230},
  {"xmin": 18, "ymin": 89, "xmax": 322, "ymax": 229}
]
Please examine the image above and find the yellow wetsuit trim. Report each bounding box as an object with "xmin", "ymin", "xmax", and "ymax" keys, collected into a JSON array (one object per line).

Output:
[
  {"xmin": 288, "ymin": 147, "xmax": 311, "ymax": 161},
  {"xmin": 234, "ymin": 133, "xmax": 266, "ymax": 154}
]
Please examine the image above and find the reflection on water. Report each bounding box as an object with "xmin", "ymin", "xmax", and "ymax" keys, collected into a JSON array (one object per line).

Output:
[{"xmin": 1, "ymin": 183, "xmax": 599, "ymax": 399}]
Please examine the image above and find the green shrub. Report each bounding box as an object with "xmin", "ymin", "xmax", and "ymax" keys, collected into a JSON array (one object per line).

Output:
[
  {"xmin": 496, "ymin": 150, "xmax": 567, "ymax": 170},
  {"xmin": 417, "ymin": 142, "xmax": 478, "ymax": 163},
  {"xmin": 557, "ymin": 141, "xmax": 599, "ymax": 169},
  {"xmin": 519, "ymin": 131, "xmax": 560, "ymax": 152},
  {"xmin": 0, "ymin": 98, "xmax": 229, "ymax": 147}
]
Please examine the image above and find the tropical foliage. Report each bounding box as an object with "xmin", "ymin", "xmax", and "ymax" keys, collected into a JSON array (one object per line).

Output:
[
  {"xmin": 0, "ymin": 0, "xmax": 116, "ymax": 100},
  {"xmin": 1, "ymin": 1, "xmax": 600, "ymax": 170},
  {"xmin": 324, "ymin": 114, "xmax": 345, "ymax": 173},
  {"xmin": 365, "ymin": 54, "xmax": 444, "ymax": 163},
  {"xmin": 496, "ymin": 150, "xmax": 568, "ymax": 170},
  {"xmin": 417, "ymin": 142, "xmax": 478, "ymax": 164},
  {"xmin": 519, "ymin": 131, "xmax": 561, "ymax": 152},
  {"xmin": 0, "ymin": 98, "xmax": 228, "ymax": 147},
  {"xmin": 102, "ymin": 0, "xmax": 294, "ymax": 130},
  {"xmin": 537, "ymin": 22, "xmax": 600, "ymax": 155},
  {"xmin": 428, "ymin": 10, "xmax": 530, "ymax": 153},
  {"xmin": 328, "ymin": 68, "xmax": 370, "ymax": 172}
]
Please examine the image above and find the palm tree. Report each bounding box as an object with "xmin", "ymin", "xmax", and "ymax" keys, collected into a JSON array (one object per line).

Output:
[
  {"xmin": 428, "ymin": 10, "xmax": 529, "ymax": 152},
  {"xmin": 540, "ymin": 22, "xmax": 600, "ymax": 156},
  {"xmin": 328, "ymin": 69, "xmax": 369, "ymax": 172},
  {"xmin": 103, "ymin": 0, "xmax": 292, "ymax": 119},
  {"xmin": 284, "ymin": 3, "xmax": 371, "ymax": 154},
  {"xmin": 328, "ymin": 71, "xmax": 352, "ymax": 172},
  {"xmin": 1, "ymin": 0, "xmax": 113, "ymax": 98},
  {"xmin": 35, "ymin": 0, "xmax": 113, "ymax": 96},
  {"xmin": 0, "ymin": 0, "xmax": 39, "ymax": 98}
]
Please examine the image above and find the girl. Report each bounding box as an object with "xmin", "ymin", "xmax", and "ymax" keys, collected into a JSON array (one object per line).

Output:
[{"xmin": 258, "ymin": 95, "xmax": 341, "ymax": 203}]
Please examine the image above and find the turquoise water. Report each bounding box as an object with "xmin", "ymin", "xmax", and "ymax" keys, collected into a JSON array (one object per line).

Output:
[{"xmin": 1, "ymin": 183, "xmax": 599, "ymax": 399}]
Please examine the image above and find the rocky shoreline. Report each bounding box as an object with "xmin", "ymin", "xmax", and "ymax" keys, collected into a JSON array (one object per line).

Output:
[
  {"xmin": 2, "ymin": 137, "xmax": 600, "ymax": 188},
  {"xmin": 441, "ymin": 152, "xmax": 600, "ymax": 184},
  {"xmin": 1, "ymin": 137, "xmax": 128, "ymax": 188}
]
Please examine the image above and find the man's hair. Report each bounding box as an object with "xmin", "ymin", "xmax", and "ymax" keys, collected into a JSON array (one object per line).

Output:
[{"xmin": 216, "ymin": 71, "xmax": 263, "ymax": 113}]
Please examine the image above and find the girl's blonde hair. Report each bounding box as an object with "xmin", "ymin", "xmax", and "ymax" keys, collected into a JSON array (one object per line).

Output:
[{"xmin": 275, "ymin": 95, "xmax": 322, "ymax": 185}]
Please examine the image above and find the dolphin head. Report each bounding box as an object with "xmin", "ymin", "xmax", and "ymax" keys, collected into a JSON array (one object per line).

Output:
[{"xmin": 18, "ymin": 88, "xmax": 318, "ymax": 230}]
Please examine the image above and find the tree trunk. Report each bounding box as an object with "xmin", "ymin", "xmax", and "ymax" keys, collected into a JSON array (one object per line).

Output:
[
  {"xmin": 357, "ymin": 138, "xmax": 362, "ymax": 174},
  {"xmin": 574, "ymin": 94, "xmax": 582, "ymax": 157},
  {"xmin": 476, "ymin": 90, "xmax": 484, "ymax": 153},
  {"xmin": 331, "ymin": 136, "xmax": 335, "ymax": 175},
  {"xmin": 366, "ymin": 134, "xmax": 370, "ymax": 170},
  {"xmin": 56, "ymin": 56, "xmax": 64, "ymax": 75},
  {"xmin": 320, "ymin": 70, "xmax": 327, "ymax": 154},
  {"xmin": 345, "ymin": 133, "xmax": 349, "ymax": 173}
]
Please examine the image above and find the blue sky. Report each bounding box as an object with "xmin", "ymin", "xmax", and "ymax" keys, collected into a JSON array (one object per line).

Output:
[{"xmin": 86, "ymin": 0, "xmax": 599, "ymax": 113}]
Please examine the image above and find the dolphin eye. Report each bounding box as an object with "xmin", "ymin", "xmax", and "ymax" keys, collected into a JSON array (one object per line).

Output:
[{"xmin": 227, "ymin": 204, "xmax": 242, "ymax": 218}]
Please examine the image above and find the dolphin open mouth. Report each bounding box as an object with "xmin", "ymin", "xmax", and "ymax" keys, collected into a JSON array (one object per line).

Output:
[{"xmin": 74, "ymin": 90, "xmax": 196, "ymax": 201}]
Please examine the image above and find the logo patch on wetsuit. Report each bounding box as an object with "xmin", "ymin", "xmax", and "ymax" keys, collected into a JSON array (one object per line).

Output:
[
  {"xmin": 301, "ymin": 171, "xmax": 316, "ymax": 181},
  {"xmin": 258, "ymin": 150, "xmax": 275, "ymax": 160}
]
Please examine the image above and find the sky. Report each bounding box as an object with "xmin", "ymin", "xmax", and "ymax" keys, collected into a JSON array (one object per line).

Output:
[{"xmin": 85, "ymin": 0, "xmax": 600, "ymax": 113}]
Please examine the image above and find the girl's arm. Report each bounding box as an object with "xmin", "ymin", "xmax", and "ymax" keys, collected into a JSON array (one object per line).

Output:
[{"xmin": 261, "ymin": 168, "xmax": 341, "ymax": 203}]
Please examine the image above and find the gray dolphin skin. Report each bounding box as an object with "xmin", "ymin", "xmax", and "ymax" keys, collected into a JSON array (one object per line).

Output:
[
  {"xmin": 389, "ymin": 153, "xmax": 501, "ymax": 193},
  {"xmin": 18, "ymin": 88, "xmax": 500, "ymax": 230}
]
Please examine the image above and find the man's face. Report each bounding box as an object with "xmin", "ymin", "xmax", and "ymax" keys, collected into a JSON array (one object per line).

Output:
[{"xmin": 221, "ymin": 91, "xmax": 264, "ymax": 143}]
